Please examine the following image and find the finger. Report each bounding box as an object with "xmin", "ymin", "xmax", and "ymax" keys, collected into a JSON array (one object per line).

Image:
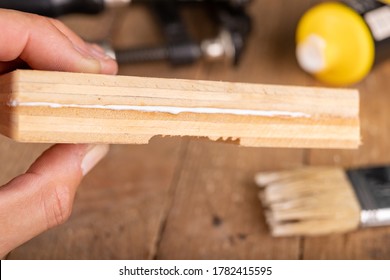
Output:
[
  {"xmin": 0, "ymin": 9, "xmax": 118, "ymax": 75},
  {"xmin": 48, "ymin": 18, "xmax": 115, "ymax": 65},
  {"xmin": 48, "ymin": 18, "xmax": 89, "ymax": 50},
  {"xmin": 0, "ymin": 144, "xmax": 109, "ymax": 258}
]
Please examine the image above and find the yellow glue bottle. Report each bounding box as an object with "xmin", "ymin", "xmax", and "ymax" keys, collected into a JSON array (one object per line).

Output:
[{"xmin": 296, "ymin": 0, "xmax": 390, "ymax": 86}]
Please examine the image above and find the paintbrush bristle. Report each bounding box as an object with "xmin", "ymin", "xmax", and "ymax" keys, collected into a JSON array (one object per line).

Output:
[{"xmin": 255, "ymin": 167, "xmax": 361, "ymax": 236}]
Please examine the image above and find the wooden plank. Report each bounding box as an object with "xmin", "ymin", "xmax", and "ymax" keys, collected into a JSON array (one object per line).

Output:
[
  {"xmin": 156, "ymin": 141, "xmax": 304, "ymax": 259},
  {"xmin": 6, "ymin": 8, "xmax": 191, "ymax": 260},
  {"xmin": 156, "ymin": 0, "xmax": 317, "ymax": 259},
  {"xmin": 307, "ymin": 65, "xmax": 390, "ymax": 168},
  {"xmin": 1, "ymin": 69, "xmax": 360, "ymax": 148},
  {"xmin": 302, "ymin": 227, "xmax": 390, "ymax": 259},
  {"xmin": 10, "ymin": 0, "xmax": 387, "ymax": 260}
]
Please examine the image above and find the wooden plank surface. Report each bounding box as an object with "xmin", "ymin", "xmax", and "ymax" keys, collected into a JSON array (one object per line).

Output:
[
  {"xmin": 155, "ymin": 0, "xmax": 312, "ymax": 259},
  {"xmin": 6, "ymin": 5, "xmax": 196, "ymax": 260},
  {"xmin": 303, "ymin": 42, "xmax": 390, "ymax": 260},
  {"xmin": 1, "ymin": 69, "xmax": 360, "ymax": 148},
  {"xmin": 4, "ymin": 0, "xmax": 390, "ymax": 259},
  {"xmin": 156, "ymin": 142, "xmax": 304, "ymax": 259},
  {"xmin": 6, "ymin": 138, "xmax": 186, "ymax": 259}
]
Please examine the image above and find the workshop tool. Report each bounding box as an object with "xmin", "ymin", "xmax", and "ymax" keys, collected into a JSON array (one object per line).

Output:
[
  {"xmin": 0, "ymin": 0, "xmax": 252, "ymax": 66},
  {"xmin": 0, "ymin": 0, "xmax": 251, "ymax": 17},
  {"xmin": 255, "ymin": 164, "xmax": 390, "ymax": 236},
  {"xmin": 296, "ymin": 0, "xmax": 390, "ymax": 86},
  {"xmin": 115, "ymin": 0, "xmax": 202, "ymax": 65},
  {"xmin": 115, "ymin": 1, "xmax": 251, "ymax": 65},
  {"xmin": 0, "ymin": 70, "xmax": 359, "ymax": 148},
  {"xmin": 0, "ymin": 0, "xmax": 250, "ymax": 17},
  {"xmin": 0, "ymin": 0, "xmax": 129, "ymax": 17}
]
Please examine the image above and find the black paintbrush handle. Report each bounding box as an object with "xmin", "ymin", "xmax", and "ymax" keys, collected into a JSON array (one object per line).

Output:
[{"xmin": 347, "ymin": 166, "xmax": 390, "ymax": 227}]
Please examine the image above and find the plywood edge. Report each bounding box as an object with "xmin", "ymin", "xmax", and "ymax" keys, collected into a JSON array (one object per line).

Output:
[
  {"xmin": 0, "ymin": 71, "xmax": 21, "ymax": 140},
  {"xmin": 0, "ymin": 70, "xmax": 361, "ymax": 148}
]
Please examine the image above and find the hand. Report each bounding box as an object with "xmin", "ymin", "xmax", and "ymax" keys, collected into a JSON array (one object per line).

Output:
[
  {"xmin": 0, "ymin": 9, "xmax": 118, "ymax": 74},
  {"xmin": 0, "ymin": 9, "xmax": 117, "ymax": 258}
]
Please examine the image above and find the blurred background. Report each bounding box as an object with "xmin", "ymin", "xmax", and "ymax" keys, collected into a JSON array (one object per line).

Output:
[{"xmin": 2, "ymin": 0, "xmax": 390, "ymax": 259}]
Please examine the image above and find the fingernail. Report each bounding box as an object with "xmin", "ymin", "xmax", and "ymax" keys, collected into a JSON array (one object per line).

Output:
[
  {"xmin": 88, "ymin": 44, "xmax": 118, "ymax": 75},
  {"xmin": 81, "ymin": 144, "xmax": 110, "ymax": 176},
  {"xmin": 88, "ymin": 44, "xmax": 113, "ymax": 61},
  {"xmin": 73, "ymin": 43, "xmax": 118, "ymax": 74}
]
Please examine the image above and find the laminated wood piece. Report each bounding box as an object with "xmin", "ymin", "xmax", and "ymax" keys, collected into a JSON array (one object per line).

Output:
[{"xmin": 0, "ymin": 70, "xmax": 360, "ymax": 148}]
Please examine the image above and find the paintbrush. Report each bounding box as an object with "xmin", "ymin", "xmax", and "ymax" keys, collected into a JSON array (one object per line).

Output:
[{"xmin": 254, "ymin": 166, "xmax": 390, "ymax": 236}]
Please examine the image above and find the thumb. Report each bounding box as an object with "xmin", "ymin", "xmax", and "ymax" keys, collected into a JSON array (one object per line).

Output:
[{"xmin": 0, "ymin": 144, "xmax": 109, "ymax": 258}]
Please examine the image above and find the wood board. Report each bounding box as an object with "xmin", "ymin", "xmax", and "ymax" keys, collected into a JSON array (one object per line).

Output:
[{"xmin": 0, "ymin": 69, "xmax": 360, "ymax": 148}]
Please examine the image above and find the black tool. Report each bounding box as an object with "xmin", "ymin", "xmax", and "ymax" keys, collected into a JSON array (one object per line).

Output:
[
  {"xmin": 0, "ymin": 0, "xmax": 251, "ymax": 17},
  {"xmin": 0, "ymin": 0, "xmax": 112, "ymax": 17},
  {"xmin": 116, "ymin": 0, "xmax": 202, "ymax": 65},
  {"xmin": 114, "ymin": 0, "xmax": 251, "ymax": 66},
  {"xmin": 0, "ymin": 0, "xmax": 252, "ymax": 66},
  {"xmin": 205, "ymin": 1, "xmax": 252, "ymax": 65}
]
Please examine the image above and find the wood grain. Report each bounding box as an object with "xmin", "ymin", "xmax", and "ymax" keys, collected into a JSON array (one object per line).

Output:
[
  {"xmin": 156, "ymin": 141, "xmax": 303, "ymax": 259},
  {"xmin": 303, "ymin": 44, "xmax": 390, "ymax": 260},
  {"xmin": 6, "ymin": 6, "xmax": 193, "ymax": 260},
  {"xmin": 1, "ymin": 69, "xmax": 360, "ymax": 148},
  {"xmin": 8, "ymin": 138, "xmax": 186, "ymax": 259},
  {"xmin": 154, "ymin": 0, "xmax": 312, "ymax": 259},
  {"xmin": 6, "ymin": 0, "xmax": 390, "ymax": 260}
]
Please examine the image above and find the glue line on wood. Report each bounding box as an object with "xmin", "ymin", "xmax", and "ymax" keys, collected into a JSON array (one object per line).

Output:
[
  {"xmin": 7, "ymin": 100, "xmax": 312, "ymax": 118},
  {"xmin": 0, "ymin": 70, "xmax": 361, "ymax": 148}
]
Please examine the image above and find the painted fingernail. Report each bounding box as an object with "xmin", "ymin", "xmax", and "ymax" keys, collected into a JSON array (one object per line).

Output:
[{"xmin": 81, "ymin": 144, "xmax": 110, "ymax": 176}]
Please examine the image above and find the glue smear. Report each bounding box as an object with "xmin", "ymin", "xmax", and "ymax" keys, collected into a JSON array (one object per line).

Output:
[{"xmin": 7, "ymin": 100, "xmax": 311, "ymax": 118}]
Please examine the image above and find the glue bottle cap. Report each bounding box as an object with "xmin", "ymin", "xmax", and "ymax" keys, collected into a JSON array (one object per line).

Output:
[{"xmin": 296, "ymin": 2, "xmax": 375, "ymax": 86}]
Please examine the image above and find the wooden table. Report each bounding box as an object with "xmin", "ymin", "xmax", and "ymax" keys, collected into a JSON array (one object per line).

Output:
[{"xmin": 2, "ymin": 0, "xmax": 390, "ymax": 259}]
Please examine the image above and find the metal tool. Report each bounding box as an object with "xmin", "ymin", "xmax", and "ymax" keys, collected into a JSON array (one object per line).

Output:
[
  {"xmin": 0, "ymin": 0, "xmax": 252, "ymax": 66},
  {"xmin": 114, "ymin": 1, "xmax": 252, "ymax": 66}
]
